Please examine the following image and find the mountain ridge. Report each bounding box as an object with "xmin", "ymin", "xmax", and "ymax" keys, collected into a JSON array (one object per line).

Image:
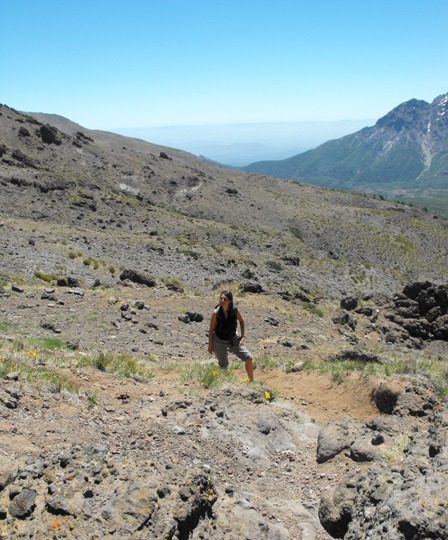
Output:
[{"xmin": 240, "ymin": 93, "xmax": 448, "ymax": 216}]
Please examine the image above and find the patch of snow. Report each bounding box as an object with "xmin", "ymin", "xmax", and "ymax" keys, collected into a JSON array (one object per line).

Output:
[
  {"xmin": 175, "ymin": 182, "xmax": 203, "ymax": 198},
  {"xmin": 119, "ymin": 183, "xmax": 140, "ymax": 196}
]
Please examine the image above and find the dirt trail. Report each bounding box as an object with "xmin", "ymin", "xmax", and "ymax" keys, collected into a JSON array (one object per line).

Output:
[{"xmin": 149, "ymin": 367, "xmax": 409, "ymax": 425}]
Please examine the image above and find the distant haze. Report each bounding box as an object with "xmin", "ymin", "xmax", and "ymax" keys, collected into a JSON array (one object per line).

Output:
[{"xmin": 111, "ymin": 120, "xmax": 375, "ymax": 166}]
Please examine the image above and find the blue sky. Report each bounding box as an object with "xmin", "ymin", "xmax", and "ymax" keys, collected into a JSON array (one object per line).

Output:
[{"xmin": 1, "ymin": 0, "xmax": 447, "ymax": 130}]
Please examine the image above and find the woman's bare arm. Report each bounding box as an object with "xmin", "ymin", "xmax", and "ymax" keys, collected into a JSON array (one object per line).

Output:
[{"xmin": 208, "ymin": 311, "xmax": 217, "ymax": 354}]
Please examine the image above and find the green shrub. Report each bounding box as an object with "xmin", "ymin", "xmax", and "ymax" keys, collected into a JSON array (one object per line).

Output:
[
  {"xmin": 266, "ymin": 260, "xmax": 283, "ymax": 271},
  {"xmin": 290, "ymin": 227, "xmax": 303, "ymax": 240},
  {"xmin": 33, "ymin": 271, "xmax": 58, "ymax": 283},
  {"xmin": 302, "ymin": 303, "xmax": 324, "ymax": 317}
]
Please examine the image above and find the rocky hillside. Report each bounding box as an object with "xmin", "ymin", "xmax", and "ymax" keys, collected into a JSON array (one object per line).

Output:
[
  {"xmin": 1, "ymin": 104, "xmax": 448, "ymax": 299},
  {"xmin": 242, "ymin": 93, "xmax": 448, "ymax": 217},
  {"xmin": 0, "ymin": 104, "xmax": 448, "ymax": 539}
]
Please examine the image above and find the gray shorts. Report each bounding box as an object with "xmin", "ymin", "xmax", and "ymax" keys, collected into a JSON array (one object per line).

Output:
[{"xmin": 213, "ymin": 334, "xmax": 252, "ymax": 368}]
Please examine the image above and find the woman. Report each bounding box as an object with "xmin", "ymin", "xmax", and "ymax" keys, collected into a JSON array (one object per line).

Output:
[{"xmin": 208, "ymin": 290, "xmax": 254, "ymax": 380}]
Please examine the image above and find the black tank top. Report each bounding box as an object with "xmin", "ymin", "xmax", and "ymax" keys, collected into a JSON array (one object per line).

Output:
[{"xmin": 214, "ymin": 305, "xmax": 238, "ymax": 340}]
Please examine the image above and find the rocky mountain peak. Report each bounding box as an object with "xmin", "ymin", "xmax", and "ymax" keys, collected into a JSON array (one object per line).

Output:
[{"xmin": 375, "ymin": 98, "xmax": 430, "ymax": 134}]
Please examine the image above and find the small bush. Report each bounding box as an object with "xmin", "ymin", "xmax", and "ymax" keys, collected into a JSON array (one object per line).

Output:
[
  {"xmin": 34, "ymin": 271, "xmax": 58, "ymax": 283},
  {"xmin": 266, "ymin": 261, "xmax": 283, "ymax": 271},
  {"xmin": 302, "ymin": 302, "xmax": 324, "ymax": 317},
  {"xmin": 180, "ymin": 363, "xmax": 236, "ymax": 389}
]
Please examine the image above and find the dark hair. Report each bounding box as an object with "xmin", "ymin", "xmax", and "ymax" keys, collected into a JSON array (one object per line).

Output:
[{"xmin": 220, "ymin": 290, "xmax": 234, "ymax": 310}]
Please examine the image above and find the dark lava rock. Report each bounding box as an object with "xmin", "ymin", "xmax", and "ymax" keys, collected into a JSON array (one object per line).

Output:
[
  {"xmin": 326, "ymin": 349, "xmax": 383, "ymax": 364},
  {"xmin": 11, "ymin": 284, "xmax": 24, "ymax": 293},
  {"xmin": 432, "ymin": 314, "xmax": 448, "ymax": 340},
  {"xmin": 370, "ymin": 383, "xmax": 401, "ymax": 414},
  {"xmin": 166, "ymin": 283, "xmax": 184, "ymax": 293},
  {"xmin": 8, "ymin": 488, "xmax": 36, "ymax": 518},
  {"xmin": 392, "ymin": 381, "xmax": 439, "ymax": 418},
  {"xmin": 340, "ymin": 296, "xmax": 358, "ymax": 311},
  {"xmin": 40, "ymin": 321, "xmax": 61, "ymax": 333},
  {"xmin": 12, "ymin": 149, "xmax": 39, "ymax": 168},
  {"xmin": 40, "ymin": 124, "xmax": 62, "ymax": 145},
  {"xmin": 18, "ymin": 126, "xmax": 30, "ymax": 137},
  {"xmin": 402, "ymin": 280, "xmax": 432, "ymax": 300},
  {"xmin": 241, "ymin": 282, "xmax": 264, "ymax": 293},
  {"xmin": 185, "ymin": 311, "xmax": 204, "ymax": 322},
  {"xmin": 120, "ymin": 269, "xmax": 156, "ymax": 287},
  {"xmin": 332, "ymin": 312, "xmax": 356, "ymax": 330},
  {"xmin": 319, "ymin": 481, "xmax": 356, "ymax": 538}
]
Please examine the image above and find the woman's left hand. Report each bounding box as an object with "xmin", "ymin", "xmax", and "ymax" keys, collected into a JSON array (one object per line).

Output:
[{"xmin": 239, "ymin": 336, "xmax": 245, "ymax": 346}]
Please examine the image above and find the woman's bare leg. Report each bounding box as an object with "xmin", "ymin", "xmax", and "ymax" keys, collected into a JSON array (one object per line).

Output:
[{"xmin": 245, "ymin": 358, "xmax": 254, "ymax": 380}]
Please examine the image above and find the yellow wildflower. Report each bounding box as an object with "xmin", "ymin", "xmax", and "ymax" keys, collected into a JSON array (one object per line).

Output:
[{"xmin": 265, "ymin": 391, "xmax": 271, "ymax": 400}]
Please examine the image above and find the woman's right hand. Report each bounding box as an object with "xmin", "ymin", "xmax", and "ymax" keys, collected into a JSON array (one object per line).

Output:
[{"xmin": 208, "ymin": 345, "xmax": 213, "ymax": 354}]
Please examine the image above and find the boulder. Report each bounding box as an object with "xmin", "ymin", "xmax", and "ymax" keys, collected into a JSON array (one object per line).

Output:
[
  {"xmin": 415, "ymin": 289, "xmax": 437, "ymax": 315},
  {"xmin": 9, "ymin": 488, "xmax": 36, "ymax": 519},
  {"xmin": 340, "ymin": 296, "xmax": 358, "ymax": 311},
  {"xmin": 400, "ymin": 318, "xmax": 431, "ymax": 338},
  {"xmin": 434, "ymin": 284, "xmax": 448, "ymax": 306},
  {"xmin": 393, "ymin": 381, "xmax": 439, "ymax": 418},
  {"xmin": 241, "ymin": 282, "xmax": 263, "ymax": 293},
  {"xmin": 431, "ymin": 314, "xmax": 448, "ymax": 340},
  {"xmin": 18, "ymin": 126, "xmax": 30, "ymax": 137},
  {"xmin": 185, "ymin": 311, "xmax": 204, "ymax": 322},
  {"xmin": 326, "ymin": 349, "xmax": 383, "ymax": 364},
  {"xmin": 166, "ymin": 283, "xmax": 184, "ymax": 293},
  {"xmin": 317, "ymin": 420, "xmax": 354, "ymax": 463},
  {"xmin": 332, "ymin": 312, "xmax": 356, "ymax": 330},
  {"xmin": 120, "ymin": 269, "xmax": 156, "ymax": 287},
  {"xmin": 402, "ymin": 281, "xmax": 432, "ymax": 300},
  {"xmin": 40, "ymin": 124, "xmax": 62, "ymax": 145},
  {"xmin": 319, "ymin": 481, "xmax": 356, "ymax": 538},
  {"xmin": 426, "ymin": 305, "xmax": 443, "ymax": 323},
  {"xmin": 11, "ymin": 149, "xmax": 39, "ymax": 168}
]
